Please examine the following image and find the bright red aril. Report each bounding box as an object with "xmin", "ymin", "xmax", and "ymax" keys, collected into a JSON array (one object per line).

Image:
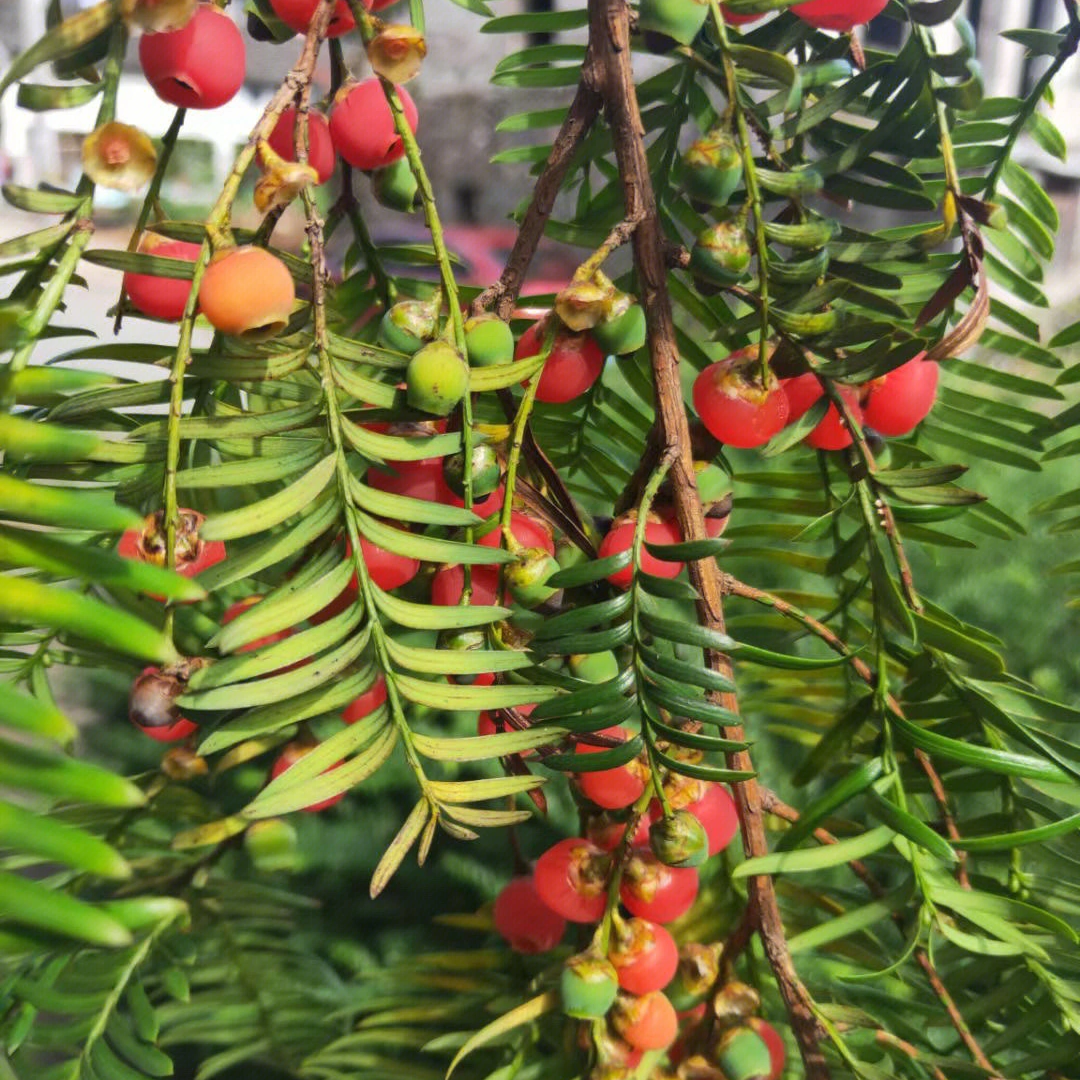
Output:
[
  {"xmin": 533, "ymin": 837, "xmax": 609, "ymax": 923},
  {"xmin": 612, "ymin": 991, "xmax": 679, "ymax": 1051},
  {"xmin": 493, "ymin": 876, "xmax": 566, "ymax": 953},
  {"xmin": 685, "ymin": 784, "xmax": 739, "ymax": 856},
  {"xmin": 342, "ymin": 675, "xmax": 387, "ymax": 724},
  {"xmin": 515, "ymin": 321, "xmax": 605, "ymax": 404},
  {"xmin": 620, "ymin": 848, "xmax": 699, "ymax": 923},
  {"xmin": 265, "ymin": 107, "xmax": 336, "ymax": 185},
  {"xmin": 805, "ymin": 385, "xmax": 862, "ymax": 451},
  {"xmin": 781, "ymin": 371, "xmax": 824, "ymax": 423},
  {"xmin": 138, "ymin": 4, "xmax": 245, "ymax": 110},
  {"xmin": 693, "ymin": 349, "xmax": 789, "ymax": 449},
  {"xmin": 123, "ymin": 234, "xmax": 201, "ymax": 322},
  {"xmin": 221, "ymin": 596, "xmax": 292, "ymax": 653},
  {"xmin": 862, "ymin": 353, "xmax": 939, "ymax": 436},
  {"xmin": 598, "ymin": 516, "xmax": 684, "ymax": 590},
  {"xmin": 608, "ymin": 918, "xmax": 679, "ymax": 994},
  {"xmin": 268, "ymin": 0, "xmax": 355, "ymax": 37},
  {"xmin": 575, "ymin": 726, "xmax": 649, "ymax": 810},
  {"xmin": 430, "ymin": 564, "xmax": 501, "ymax": 608},
  {"xmin": 269, "ymin": 742, "xmax": 345, "ymax": 812},
  {"xmin": 477, "ymin": 511, "xmax": 555, "ymax": 557},
  {"xmin": 792, "ymin": 0, "xmax": 888, "ymax": 31},
  {"xmin": 722, "ymin": 3, "xmax": 762, "ymax": 24}
]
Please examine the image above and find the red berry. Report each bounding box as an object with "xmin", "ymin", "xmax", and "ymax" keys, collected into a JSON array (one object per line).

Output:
[
  {"xmin": 129, "ymin": 666, "xmax": 197, "ymax": 742},
  {"xmin": 612, "ymin": 991, "xmax": 679, "ymax": 1051},
  {"xmin": 749, "ymin": 1018, "xmax": 787, "ymax": 1080},
  {"xmin": 862, "ymin": 353, "xmax": 939, "ymax": 437},
  {"xmin": 620, "ymin": 848, "xmax": 699, "ymax": 923},
  {"xmin": 138, "ymin": 4, "xmax": 246, "ymax": 110},
  {"xmin": 268, "ymin": 0, "xmax": 356, "ymax": 36},
  {"xmin": 362, "ymin": 534, "xmax": 420, "ymax": 591},
  {"xmin": 493, "ymin": 876, "xmax": 566, "ymax": 953},
  {"xmin": 123, "ymin": 234, "xmax": 201, "ymax": 322},
  {"xmin": 265, "ymin": 107, "xmax": 336, "ymax": 185},
  {"xmin": 515, "ymin": 322, "xmax": 605, "ymax": 405},
  {"xmin": 431, "ymin": 563, "xmax": 501, "ymax": 608},
  {"xmin": 368, "ymin": 456, "xmax": 446, "ymax": 503},
  {"xmin": 575, "ymin": 726, "xmax": 648, "ymax": 811},
  {"xmin": 598, "ymin": 516, "xmax": 683, "ymax": 590},
  {"xmin": 313, "ymin": 537, "xmax": 418, "ymax": 622},
  {"xmin": 342, "ymin": 675, "xmax": 387, "ymax": 724},
  {"xmin": 477, "ymin": 511, "xmax": 555, "ymax": 557},
  {"xmin": 221, "ymin": 596, "xmax": 292, "ymax": 653},
  {"xmin": 329, "ymin": 78, "xmax": 418, "ymax": 172},
  {"xmin": 685, "ymin": 783, "xmax": 739, "ymax": 856},
  {"xmin": 533, "ymin": 837, "xmax": 609, "ymax": 923},
  {"xmin": 781, "ymin": 371, "xmax": 824, "ymax": 423},
  {"xmin": 693, "ymin": 350, "xmax": 789, "ymax": 449},
  {"xmin": 270, "ymin": 742, "xmax": 345, "ymax": 812},
  {"xmin": 117, "ymin": 509, "xmax": 225, "ymax": 584},
  {"xmin": 805, "ymin": 385, "xmax": 862, "ymax": 451},
  {"xmin": 608, "ymin": 918, "xmax": 679, "ymax": 994},
  {"xmin": 442, "ymin": 481, "xmax": 506, "ymax": 520},
  {"xmin": 792, "ymin": 0, "xmax": 888, "ymax": 31}
]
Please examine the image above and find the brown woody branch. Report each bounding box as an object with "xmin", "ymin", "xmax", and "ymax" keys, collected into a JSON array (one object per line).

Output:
[
  {"xmin": 586, "ymin": 0, "xmax": 826, "ymax": 1075},
  {"xmin": 473, "ymin": 76, "xmax": 603, "ymax": 319}
]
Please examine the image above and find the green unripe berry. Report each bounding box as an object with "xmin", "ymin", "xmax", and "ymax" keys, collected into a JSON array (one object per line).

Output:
[
  {"xmin": 555, "ymin": 538, "xmax": 588, "ymax": 571},
  {"xmin": 379, "ymin": 298, "xmax": 438, "ymax": 355},
  {"xmin": 505, "ymin": 547, "xmax": 561, "ymax": 609},
  {"xmin": 406, "ymin": 341, "xmax": 469, "ymax": 416},
  {"xmin": 714, "ymin": 1026, "xmax": 773, "ymax": 1080},
  {"xmin": 464, "ymin": 313, "xmax": 516, "ymax": 367},
  {"xmin": 691, "ymin": 220, "xmax": 752, "ymax": 286},
  {"xmin": 568, "ymin": 650, "xmax": 620, "ymax": 683},
  {"xmin": 560, "ymin": 951, "xmax": 620, "ymax": 1019},
  {"xmin": 649, "ymin": 809, "xmax": 709, "ymax": 868},
  {"xmin": 591, "ymin": 302, "xmax": 646, "ymax": 356},
  {"xmin": 436, "ymin": 627, "xmax": 487, "ymax": 684},
  {"xmin": 682, "ymin": 130, "xmax": 743, "ymax": 207},
  {"xmin": 244, "ymin": 818, "xmax": 300, "ymax": 873},
  {"xmin": 443, "ymin": 441, "xmax": 501, "ymax": 499},
  {"xmin": 371, "ymin": 157, "xmax": 420, "ymax": 213}
]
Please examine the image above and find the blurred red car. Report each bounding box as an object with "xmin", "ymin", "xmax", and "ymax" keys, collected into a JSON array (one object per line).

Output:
[{"xmin": 335, "ymin": 222, "xmax": 580, "ymax": 314}]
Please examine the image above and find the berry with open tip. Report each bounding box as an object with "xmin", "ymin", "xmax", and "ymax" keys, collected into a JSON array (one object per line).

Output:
[
  {"xmin": 138, "ymin": 4, "xmax": 246, "ymax": 110},
  {"xmin": 198, "ymin": 246, "xmax": 294, "ymax": 339}
]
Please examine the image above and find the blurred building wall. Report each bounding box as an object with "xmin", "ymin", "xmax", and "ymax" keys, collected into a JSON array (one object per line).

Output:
[{"xmin": 3, "ymin": 1, "xmax": 1080, "ymax": 263}]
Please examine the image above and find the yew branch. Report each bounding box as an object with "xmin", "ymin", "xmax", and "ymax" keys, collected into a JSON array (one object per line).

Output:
[
  {"xmin": 586, "ymin": 0, "xmax": 825, "ymax": 1074},
  {"xmin": 473, "ymin": 75, "xmax": 603, "ymax": 319}
]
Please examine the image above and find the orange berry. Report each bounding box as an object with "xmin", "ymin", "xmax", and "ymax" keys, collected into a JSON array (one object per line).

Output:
[{"xmin": 198, "ymin": 246, "xmax": 295, "ymax": 339}]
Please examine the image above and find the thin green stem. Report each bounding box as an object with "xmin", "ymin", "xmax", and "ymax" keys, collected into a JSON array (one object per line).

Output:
[
  {"xmin": 346, "ymin": 3, "xmax": 475, "ymax": 527},
  {"xmin": 0, "ymin": 21, "xmax": 128, "ymax": 405},
  {"xmin": 710, "ymin": 0, "xmax": 771, "ymax": 375},
  {"xmin": 301, "ymin": 169, "xmax": 436, "ymax": 811},
  {"xmin": 983, "ymin": 8, "xmax": 1080, "ymax": 200}
]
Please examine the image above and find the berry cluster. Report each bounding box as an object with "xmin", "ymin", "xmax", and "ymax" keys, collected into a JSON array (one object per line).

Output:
[
  {"xmin": 489, "ymin": 750, "xmax": 763, "ymax": 1075},
  {"xmin": 694, "ymin": 345, "xmax": 940, "ymax": 452}
]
